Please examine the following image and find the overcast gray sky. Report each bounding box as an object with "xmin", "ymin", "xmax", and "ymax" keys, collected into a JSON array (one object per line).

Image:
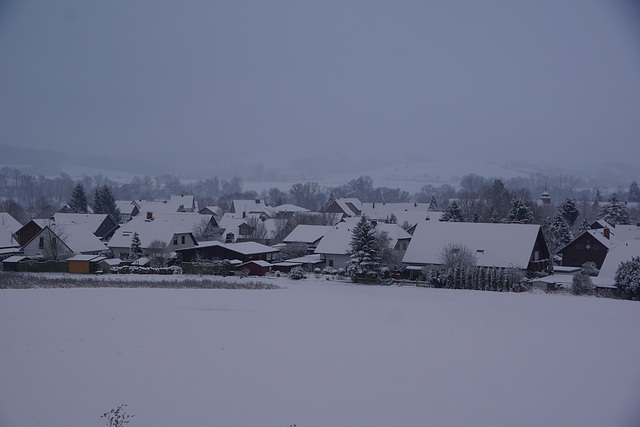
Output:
[{"xmin": 1, "ymin": 1, "xmax": 639, "ymax": 175}]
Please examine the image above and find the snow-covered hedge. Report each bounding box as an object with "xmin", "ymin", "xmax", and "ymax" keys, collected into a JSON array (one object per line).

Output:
[{"xmin": 110, "ymin": 265, "xmax": 183, "ymax": 275}]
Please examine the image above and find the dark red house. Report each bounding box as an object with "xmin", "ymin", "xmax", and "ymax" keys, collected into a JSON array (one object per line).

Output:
[{"xmin": 557, "ymin": 228, "xmax": 617, "ymax": 269}]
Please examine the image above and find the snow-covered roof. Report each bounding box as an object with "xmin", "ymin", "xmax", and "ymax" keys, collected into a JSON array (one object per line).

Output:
[
  {"xmin": 188, "ymin": 240, "xmax": 279, "ymax": 255},
  {"xmin": 199, "ymin": 206, "xmax": 223, "ymax": 217},
  {"xmin": 53, "ymin": 213, "xmax": 112, "ymax": 234},
  {"xmin": 332, "ymin": 198, "xmax": 363, "ymax": 217},
  {"xmin": 27, "ymin": 223, "xmax": 108, "ymax": 254},
  {"xmin": 360, "ymin": 202, "xmax": 431, "ymax": 220},
  {"xmin": 2, "ymin": 255, "xmax": 28, "ymax": 263},
  {"xmin": 275, "ymin": 204, "xmax": 309, "ymax": 213},
  {"xmin": 610, "ymin": 224, "xmax": 640, "ymax": 242},
  {"xmin": 66, "ymin": 254, "xmax": 106, "ymax": 262},
  {"xmin": 115, "ymin": 201, "xmax": 138, "ymax": 215},
  {"xmin": 285, "ymin": 254, "xmax": 324, "ymax": 264},
  {"xmin": 403, "ymin": 221, "xmax": 544, "ymax": 269},
  {"xmin": 58, "ymin": 224, "xmax": 109, "ymax": 254},
  {"xmin": 598, "ymin": 240, "xmax": 640, "ymax": 279},
  {"xmin": 283, "ymin": 225, "xmax": 334, "ymax": 244},
  {"xmin": 108, "ymin": 213, "xmax": 211, "ymax": 249},
  {"xmin": 218, "ymin": 213, "xmax": 281, "ymax": 242},
  {"xmin": 136, "ymin": 196, "xmax": 197, "ymax": 214},
  {"xmin": 231, "ymin": 199, "xmax": 277, "ymax": 218},
  {"xmin": 240, "ymin": 260, "xmax": 272, "ymax": 267},
  {"xmin": 0, "ymin": 212, "xmax": 22, "ymax": 233},
  {"xmin": 315, "ymin": 218, "xmax": 411, "ymax": 256}
]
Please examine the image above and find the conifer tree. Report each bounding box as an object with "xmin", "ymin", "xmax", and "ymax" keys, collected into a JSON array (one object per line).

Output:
[
  {"xmin": 93, "ymin": 185, "xmax": 121, "ymax": 222},
  {"xmin": 547, "ymin": 213, "xmax": 574, "ymax": 255},
  {"xmin": 347, "ymin": 217, "xmax": 382, "ymax": 282},
  {"xmin": 559, "ymin": 198, "xmax": 580, "ymax": 228},
  {"xmin": 130, "ymin": 232, "xmax": 143, "ymax": 260},
  {"xmin": 507, "ymin": 198, "xmax": 534, "ymax": 223},
  {"xmin": 629, "ymin": 181, "xmax": 640, "ymax": 203},
  {"xmin": 68, "ymin": 184, "xmax": 89, "ymax": 213},
  {"xmin": 428, "ymin": 195, "xmax": 439, "ymax": 212},
  {"xmin": 441, "ymin": 200, "xmax": 464, "ymax": 222},
  {"xmin": 601, "ymin": 193, "xmax": 630, "ymax": 226}
]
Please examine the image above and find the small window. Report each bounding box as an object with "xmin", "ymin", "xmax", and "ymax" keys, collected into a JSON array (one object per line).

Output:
[
  {"xmin": 576, "ymin": 243, "xmax": 584, "ymax": 250},
  {"xmin": 39, "ymin": 237, "xmax": 44, "ymax": 249},
  {"xmin": 181, "ymin": 235, "xmax": 185, "ymax": 245},
  {"xmin": 593, "ymin": 244, "xmax": 602, "ymax": 251},
  {"xmin": 173, "ymin": 238, "xmax": 178, "ymax": 245},
  {"xmin": 328, "ymin": 259, "xmax": 334, "ymax": 267}
]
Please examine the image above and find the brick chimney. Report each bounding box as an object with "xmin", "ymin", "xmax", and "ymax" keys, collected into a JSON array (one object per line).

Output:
[
  {"xmin": 603, "ymin": 228, "xmax": 610, "ymax": 239},
  {"xmin": 146, "ymin": 211, "xmax": 153, "ymax": 220}
]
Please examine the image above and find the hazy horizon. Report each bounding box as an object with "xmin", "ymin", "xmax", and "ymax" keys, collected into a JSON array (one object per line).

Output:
[{"xmin": 1, "ymin": 1, "xmax": 640, "ymax": 178}]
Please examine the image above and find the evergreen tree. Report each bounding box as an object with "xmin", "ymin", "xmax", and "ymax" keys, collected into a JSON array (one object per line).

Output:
[
  {"xmin": 129, "ymin": 232, "xmax": 143, "ymax": 260},
  {"xmin": 507, "ymin": 198, "xmax": 534, "ymax": 223},
  {"xmin": 559, "ymin": 198, "xmax": 580, "ymax": 228},
  {"xmin": 428, "ymin": 195, "xmax": 438, "ymax": 212},
  {"xmin": 578, "ymin": 217, "xmax": 590, "ymax": 234},
  {"xmin": 347, "ymin": 217, "xmax": 382, "ymax": 282},
  {"xmin": 93, "ymin": 185, "xmax": 121, "ymax": 222},
  {"xmin": 601, "ymin": 193, "xmax": 630, "ymax": 226},
  {"xmin": 629, "ymin": 181, "xmax": 640, "ymax": 203},
  {"xmin": 441, "ymin": 201, "xmax": 464, "ymax": 222},
  {"xmin": 614, "ymin": 256, "xmax": 640, "ymax": 300},
  {"xmin": 547, "ymin": 213, "xmax": 574, "ymax": 255},
  {"xmin": 68, "ymin": 184, "xmax": 89, "ymax": 213}
]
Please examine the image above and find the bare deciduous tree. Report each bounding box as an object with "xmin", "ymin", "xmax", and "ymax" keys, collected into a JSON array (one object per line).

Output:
[{"xmin": 438, "ymin": 243, "xmax": 477, "ymax": 271}]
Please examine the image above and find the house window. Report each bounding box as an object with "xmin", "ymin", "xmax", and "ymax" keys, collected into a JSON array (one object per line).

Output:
[
  {"xmin": 576, "ymin": 243, "xmax": 584, "ymax": 250},
  {"xmin": 173, "ymin": 238, "xmax": 178, "ymax": 245},
  {"xmin": 181, "ymin": 235, "xmax": 185, "ymax": 245},
  {"xmin": 593, "ymin": 244, "xmax": 602, "ymax": 251},
  {"xmin": 329, "ymin": 259, "xmax": 334, "ymax": 267},
  {"xmin": 39, "ymin": 237, "xmax": 44, "ymax": 249}
]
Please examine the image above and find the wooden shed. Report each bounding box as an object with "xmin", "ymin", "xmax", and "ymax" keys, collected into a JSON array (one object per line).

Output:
[
  {"xmin": 238, "ymin": 260, "xmax": 272, "ymax": 276},
  {"xmin": 66, "ymin": 255, "xmax": 106, "ymax": 274}
]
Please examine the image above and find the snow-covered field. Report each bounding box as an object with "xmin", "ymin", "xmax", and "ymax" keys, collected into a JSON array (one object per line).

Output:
[{"xmin": 2, "ymin": 276, "xmax": 640, "ymax": 427}]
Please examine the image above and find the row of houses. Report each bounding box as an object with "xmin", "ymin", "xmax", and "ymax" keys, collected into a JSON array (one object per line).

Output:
[{"xmin": 2, "ymin": 196, "xmax": 639, "ymax": 289}]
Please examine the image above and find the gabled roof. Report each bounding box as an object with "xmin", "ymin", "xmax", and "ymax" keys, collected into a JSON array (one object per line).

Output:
[
  {"xmin": 25, "ymin": 224, "xmax": 108, "ymax": 254},
  {"xmin": 136, "ymin": 195, "xmax": 198, "ymax": 214},
  {"xmin": 230, "ymin": 199, "xmax": 277, "ymax": 218},
  {"xmin": 331, "ymin": 198, "xmax": 363, "ymax": 217},
  {"xmin": 0, "ymin": 213, "xmax": 21, "ymax": 247},
  {"xmin": 402, "ymin": 221, "xmax": 545, "ymax": 269},
  {"xmin": 181, "ymin": 240, "xmax": 279, "ymax": 256},
  {"xmin": 53, "ymin": 213, "xmax": 114, "ymax": 234},
  {"xmin": 66, "ymin": 254, "xmax": 106, "ymax": 262},
  {"xmin": 360, "ymin": 202, "xmax": 431, "ymax": 220},
  {"xmin": 558, "ymin": 229, "xmax": 621, "ymax": 255},
  {"xmin": 115, "ymin": 201, "xmax": 139, "ymax": 215},
  {"xmin": 275, "ymin": 204, "xmax": 309, "ymax": 213},
  {"xmin": 240, "ymin": 260, "xmax": 272, "ymax": 267},
  {"xmin": 283, "ymin": 225, "xmax": 334, "ymax": 244},
  {"xmin": 315, "ymin": 218, "xmax": 411, "ymax": 256},
  {"xmin": 108, "ymin": 213, "xmax": 211, "ymax": 249},
  {"xmin": 598, "ymin": 240, "xmax": 640, "ymax": 279}
]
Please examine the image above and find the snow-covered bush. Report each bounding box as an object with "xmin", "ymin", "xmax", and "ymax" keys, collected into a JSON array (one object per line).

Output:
[
  {"xmin": 322, "ymin": 266, "xmax": 337, "ymax": 275},
  {"xmin": 582, "ymin": 262, "xmax": 599, "ymax": 277},
  {"xmin": 110, "ymin": 265, "xmax": 180, "ymax": 275},
  {"xmin": 572, "ymin": 272, "xmax": 594, "ymax": 296},
  {"xmin": 337, "ymin": 268, "xmax": 345, "ymax": 276},
  {"xmin": 289, "ymin": 266, "xmax": 306, "ymax": 280}
]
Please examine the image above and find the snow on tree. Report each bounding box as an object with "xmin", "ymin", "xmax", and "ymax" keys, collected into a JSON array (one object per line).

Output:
[
  {"xmin": 559, "ymin": 198, "xmax": 580, "ymax": 228},
  {"xmin": 347, "ymin": 216, "xmax": 382, "ymax": 282},
  {"xmin": 129, "ymin": 232, "xmax": 143, "ymax": 260},
  {"xmin": 441, "ymin": 200, "xmax": 464, "ymax": 222},
  {"xmin": 578, "ymin": 217, "xmax": 590, "ymax": 234},
  {"xmin": 68, "ymin": 184, "xmax": 89, "ymax": 213},
  {"xmin": 601, "ymin": 193, "xmax": 630, "ymax": 226},
  {"xmin": 93, "ymin": 185, "xmax": 121, "ymax": 222},
  {"xmin": 507, "ymin": 198, "xmax": 534, "ymax": 223},
  {"xmin": 628, "ymin": 181, "xmax": 640, "ymax": 203},
  {"xmin": 438, "ymin": 243, "xmax": 477, "ymax": 272},
  {"xmin": 572, "ymin": 272, "xmax": 594, "ymax": 296},
  {"xmin": 615, "ymin": 256, "xmax": 640, "ymax": 300},
  {"xmin": 428, "ymin": 195, "xmax": 439, "ymax": 212},
  {"xmin": 546, "ymin": 213, "xmax": 574, "ymax": 255}
]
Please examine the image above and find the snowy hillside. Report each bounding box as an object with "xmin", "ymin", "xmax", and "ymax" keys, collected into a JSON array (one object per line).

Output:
[{"xmin": 1, "ymin": 277, "xmax": 639, "ymax": 427}]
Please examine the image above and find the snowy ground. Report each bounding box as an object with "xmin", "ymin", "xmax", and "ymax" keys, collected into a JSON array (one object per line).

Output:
[{"xmin": 2, "ymin": 276, "xmax": 640, "ymax": 427}]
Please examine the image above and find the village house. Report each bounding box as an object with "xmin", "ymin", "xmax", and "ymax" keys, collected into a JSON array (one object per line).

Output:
[
  {"xmin": 21, "ymin": 223, "xmax": 108, "ymax": 260},
  {"xmin": 402, "ymin": 221, "xmax": 549, "ymax": 272},
  {"xmin": 0, "ymin": 212, "xmax": 22, "ymax": 251},
  {"xmin": 557, "ymin": 228, "xmax": 620, "ymax": 269},
  {"xmin": 115, "ymin": 201, "xmax": 140, "ymax": 222},
  {"xmin": 230, "ymin": 199, "xmax": 277, "ymax": 219},
  {"xmin": 107, "ymin": 212, "xmax": 212, "ymax": 259},
  {"xmin": 283, "ymin": 224, "xmax": 334, "ymax": 252},
  {"xmin": 176, "ymin": 241, "xmax": 279, "ymax": 263},
  {"xmin": 314, "ymin": 218, "xmax": 412, "ymax": 270}
]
